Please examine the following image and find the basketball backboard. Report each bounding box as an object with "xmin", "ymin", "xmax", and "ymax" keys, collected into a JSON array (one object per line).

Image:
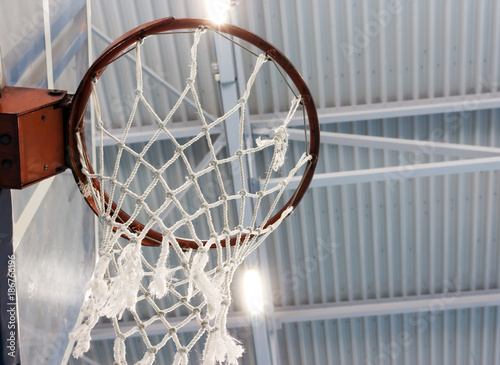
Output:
[{"xmin": 0, "ymin": 1, "xmax": 95, "ymax": 364}]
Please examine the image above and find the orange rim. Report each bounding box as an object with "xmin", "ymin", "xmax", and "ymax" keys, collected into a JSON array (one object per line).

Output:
[{"xmin": 68, "ymin": 17, "xmax": 320, "ymax": 248}]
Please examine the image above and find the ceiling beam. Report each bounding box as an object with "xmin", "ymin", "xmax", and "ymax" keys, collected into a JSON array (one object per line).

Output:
[
  {"xmin": 91, "ymin": 290, "xmax": 500, "ymax": 340},
  {"xmin": 250, "ymin": 92, "xmax": 500, "ymax": 128},
  {"xmin": 274, "ymin": 290, "xmax": 500, "ymax": 326},
  {"xmin": 265, "ymin": 155, "xmax": 500, "ymax": 190},
  {"xmin": 91, "ymin": 311, "xmax": 250, "ymax": 341},
  {"xmin": 254, "ymin": 128, "xmax": 500, "ymax": 158},
  {"xmin": 97, "ymin": 123, "xmax": 223, "ymax": 146}
]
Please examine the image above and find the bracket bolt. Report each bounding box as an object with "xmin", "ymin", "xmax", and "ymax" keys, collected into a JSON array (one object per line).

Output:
[
  {"xmin": 48, "ymin": 89, "xmax": 64, "ymax": 96},
  {"xmin": 0, "ymin": 134, "xmax": 11, "ymax": 145},
  {"xmin": 2, "ymin": 160, "xmax": 12, "ymax": 170}
]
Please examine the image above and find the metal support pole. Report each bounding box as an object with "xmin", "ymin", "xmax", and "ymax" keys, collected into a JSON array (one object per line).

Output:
[
  {"xmin": 0, "ymin": 47, "xmax": 5, "ymax": 98},
  {"xmin": 0, "ymin": 190, "xmax": 21, "ymax": 365}
]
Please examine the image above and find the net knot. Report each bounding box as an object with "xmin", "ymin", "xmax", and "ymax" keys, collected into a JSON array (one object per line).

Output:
[
  {"xmin": 77, "ymin": 181, "xmax": 92, "ymax": 198},
  {"xmin": 135, "ymin": 89, "xmax": 143, "ymax": 96},
  {"xmin": 186, "ymin": 78, "xmax": 194, "ymax": 85},
  {"xmin": 225, "ymin": 259, "xmax": 235, "ymax": 269},
  {"xmin": 271, "ymin": 126, "xmax": 289, "ymax": 170},
  {"xmin": 255, "ymin": 125, "xmax": 289, "ymax": 171},
  {"xmin": 148, "ymin": 347, "xmax": 157, "ymax": 354}
]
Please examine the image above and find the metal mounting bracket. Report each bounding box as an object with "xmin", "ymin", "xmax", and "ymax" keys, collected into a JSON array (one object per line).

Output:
[{"xmin": 0, "ymin": 87, "xmax": 70, "ymax": 189}]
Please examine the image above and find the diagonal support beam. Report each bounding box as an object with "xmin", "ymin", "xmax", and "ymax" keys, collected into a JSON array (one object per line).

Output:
[{"xmin": 92, "ymin": 26, "xmax": 218, "ymax": 124}]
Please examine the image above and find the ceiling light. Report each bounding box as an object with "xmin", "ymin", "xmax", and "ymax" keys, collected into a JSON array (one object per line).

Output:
[
  {"xmin": 244, "ymin": 269, "xmax": 264, "ymax": 314},
  {"xmin": 205, "ymin": 0, "xmax": 232, "ymax": 24}
]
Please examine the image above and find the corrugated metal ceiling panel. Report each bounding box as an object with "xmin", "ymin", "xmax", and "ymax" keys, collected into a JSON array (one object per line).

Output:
[{"xmin": 69, "ymin": 0, "xmax": 500, "ymax": 364}]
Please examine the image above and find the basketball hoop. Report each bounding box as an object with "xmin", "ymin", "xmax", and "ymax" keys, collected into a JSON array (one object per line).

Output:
[{"xmin": 68, "ymin": 18, "xmax": 319, "ymax": 249}]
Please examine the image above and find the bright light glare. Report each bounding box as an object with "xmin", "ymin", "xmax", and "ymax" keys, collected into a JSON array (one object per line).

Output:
[
  {"xmin": 244, "ymin": 269, "xmax": 264, "ymax": 314},
  {"xmin": 206, "ymin": 0, "xmax": 231, "ymax": 24}
]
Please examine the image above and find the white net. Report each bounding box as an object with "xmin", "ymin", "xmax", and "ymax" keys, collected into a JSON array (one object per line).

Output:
[{"xmin": 71, "ymin": 28, "xmax": 311, "ymax": 364}]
